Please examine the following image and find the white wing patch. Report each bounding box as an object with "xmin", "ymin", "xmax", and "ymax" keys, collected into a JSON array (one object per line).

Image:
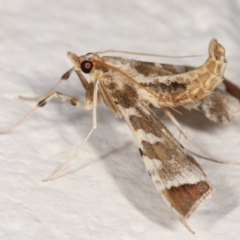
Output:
[{"xmin": 136, "ymin": 129, "xmax": 165, "ymax": 144}]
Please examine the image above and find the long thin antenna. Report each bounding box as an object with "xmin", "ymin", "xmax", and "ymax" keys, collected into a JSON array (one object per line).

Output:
[{"xmin": 97, "ymin": 50, "xmax": 202, "ymax": 59}]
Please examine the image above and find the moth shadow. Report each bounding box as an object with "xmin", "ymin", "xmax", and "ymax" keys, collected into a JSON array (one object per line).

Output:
[
  {"xmin": 213, "ymin": 178, "xmax": 239, "ymax": 216},
  {"xmin": 160, "ymin": 107, "xmax": 221, "ymax": 132},
  {"xmin": 94, "ymin": 107, "xmax": 239, "ymax": 232},
  {"xmin": 166, "ymin": 108, "xmax": 240, "ymax": 224},
  {"xmin": 97, "ymin": 123, "xmax": 239, "ymax": 233},
  {"xmin": 51, "ymin": 104, "xmax": 179, "ymax": 230},
  {"xmin": 198, "ymin": 166, "xmax": 240, "ymax": 231},
  {"xmin": 38, "ymin": 97, "xmax": 239, "ymax": 232},
  {"xmin": 104, "ymin": 146, "xmax": 179, "ymax": 230},
  {"xmin": 93, "ymin": 126, "xmax": 181, "ymax": 231}
]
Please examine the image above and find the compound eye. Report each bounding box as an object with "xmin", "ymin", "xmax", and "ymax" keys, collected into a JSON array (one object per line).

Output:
[{"xmin": 81, "ymin": 60, "xmax": 93, "ymax": 73}]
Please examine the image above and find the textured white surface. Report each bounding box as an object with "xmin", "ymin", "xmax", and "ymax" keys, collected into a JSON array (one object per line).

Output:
[{"xmin": 1, "ymin": 1, "xmax": 240, "ymax": 239}]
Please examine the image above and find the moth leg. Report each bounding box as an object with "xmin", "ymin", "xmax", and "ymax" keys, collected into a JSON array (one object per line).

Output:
[
  {"xmin": 19, "ymin": 67, "xmax": 91, "ymax": 101},
  {"xmin": 163, "ymin": 108, "xmax": 240, "ymax": 165},
  {"xmin": 19, "ymin": 68, "xmax": 90, "ymax": 101},
  {"xmin": 74, "ymin": 68, "xmax": 89, "ymax": 90},
  {"xmin": 19, "ymin": 68, "xmax": 75, "ymax": 101},
  {"xmin": 0, "ymin": 91, "xmax": 93, "ymax": 134},
  {"xmin": 43, "ymin": 81, "xmax": 99, "ymax": 181}
]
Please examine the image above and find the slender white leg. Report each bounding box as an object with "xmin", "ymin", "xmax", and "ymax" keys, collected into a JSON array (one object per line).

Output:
[
  {"xmin": 163, "ymin": 108, "xmax": 240, "ymax": 165},
  {"xmin": 0, "ymin": 92, "xmax": 92, "ymax": 134},
  {"xmin": 19, "ymin": 68, "xmax": 75, "ymax": 101},
  {"xmin": 43, "ymin": 81, "xmax": 99, "ymax": 181},
  {"xmin": 19, "ymin": 68, "xmax": 91, "ymax": 101},
  {"xmin": 0, "ymin": 107, "xmax": 39, "ymax": 133}
]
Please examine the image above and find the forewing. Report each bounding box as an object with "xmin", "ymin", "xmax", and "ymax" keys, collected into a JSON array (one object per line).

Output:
[
  {"xmin": 118, "ymin": 102, "xmax": 212, "ymax": 219},
  {"xmin": 100, "ymin": 71, "xmax": 212, "ymax": 220}
]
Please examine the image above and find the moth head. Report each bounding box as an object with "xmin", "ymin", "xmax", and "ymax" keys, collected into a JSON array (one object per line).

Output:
[{"xmin": 67, "ymin": 52, "xmax": 96, "ymax": 74}]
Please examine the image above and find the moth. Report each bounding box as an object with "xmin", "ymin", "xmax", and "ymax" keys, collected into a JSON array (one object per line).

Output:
[{"xmin": 1, "ymin": 39, "xmax": 239, "ymax": 233}]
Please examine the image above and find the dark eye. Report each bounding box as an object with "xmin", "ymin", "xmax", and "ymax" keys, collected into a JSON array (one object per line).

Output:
[{"xmin": 81, "ymin": 60, "xmax": 93, "ymax": 73}]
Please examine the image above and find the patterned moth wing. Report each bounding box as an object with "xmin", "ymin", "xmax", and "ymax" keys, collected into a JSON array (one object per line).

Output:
[
  {"xmin": 100, "ymin": 38, "xmax": 240, "ymax": 124},
  {"xmin": 98, "ymin": 65, "xmax": 212, "ymax": 231},
  {"xmin": 100, "ymin": 38, "xmax": 226, "ymax": 108},
  {"xmin": 185, "ymin": 83, "xmax": 240, "ymax": 123}
]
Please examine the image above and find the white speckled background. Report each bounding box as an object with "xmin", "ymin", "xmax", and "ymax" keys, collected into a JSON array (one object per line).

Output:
[{"xmin": 1, "ymin": 1, "xmax": 240, "ymax": 239}]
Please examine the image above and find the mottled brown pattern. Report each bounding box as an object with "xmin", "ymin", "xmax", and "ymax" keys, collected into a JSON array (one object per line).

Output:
[
  {"xmin": 170, "ymin": 82, "xmax": 187, "ymax": 91},
  {"xmin": 129, "ymin": 108, "xmax": 165, "ymax": 136},
  {"xmin": 110, "ymin": 84, "xmax": 138, "ymax": 108},
  {"xmin": 140, "ymin": 81, "xmax": 162, "ymax": 94},
  {"xmin": 106, "ymin": 81, "xmax": 117, "ymax": 90},
  {"xmin": 129, "ymin": 114, "xmax": 156, "ymax": 134},
  {"xmin": 209, "ymin": 96, "xmax": 229, "ymax": 122},
  {"xmin": 132, "ymin": 61, "xmax": 172, "ymax": 77},
  {"xmin": 163, "ymin": 181, "xmax": 210, "ymax": 217},
  {"xmin": 142, "ymin": 140, "xmax": 202, "ymax": 176},
  {"xmin": 158, "ymin": 82, "xmax": 169, "ymax": 91},
  {"xmin": 141, "ymin": 81, "xmax": 187, "ymax": 94},
  {"xmin": 129, "ymin": 108, "xmax": 203, "ymax": 172},
  {"xmin": 99, "ymin": 81, "xmax": 121, "ymax": 117},
  {"xmin": 142, "ymin": 141, "xmax": 171, "ymax": 161},
  {"xmin": 97, "ymin": 66, "xmax": 109, "ymax": 73},
  {"xmin": 198, "ymin": 90, "xmax": 230, "ymax": 122}
]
